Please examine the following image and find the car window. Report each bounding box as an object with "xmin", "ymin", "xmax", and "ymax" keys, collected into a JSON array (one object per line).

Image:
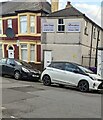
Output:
[
  {"xmin": 7, "ymin": 59, "xmax": 15, "ymax": 65},
  {"xmin": 65, "ymin": 63, "xmax": 76, "ymax": 72},
  {"xmin": 0, "ymin": 59, "xmax": 6, "ymax": 64},
  {"xmin": 49, "ymin": 62, "xmax": 65, "ymax": 70}
]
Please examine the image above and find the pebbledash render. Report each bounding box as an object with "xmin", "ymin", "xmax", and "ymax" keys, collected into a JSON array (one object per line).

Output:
[{"xmin": 41, "ymin": 2, "xmax": 103, "ymax": 68}]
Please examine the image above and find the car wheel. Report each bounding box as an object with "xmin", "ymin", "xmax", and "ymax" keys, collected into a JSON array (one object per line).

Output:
[
  {"xmin": 78, "ymin": 80, "xmax": 89, "ymax": 92},
  {"xmin": 14, "ymin": 71, "xmax": 21, "ymax": 80},
  {"xmin": 42, "ymin": 75, "xmax": 51, "ymax": 86}
]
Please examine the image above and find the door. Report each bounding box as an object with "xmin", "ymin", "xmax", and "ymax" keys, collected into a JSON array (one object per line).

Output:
[
  {"xmin": 8, "ymin": 46, "xmax": 14, "ymax": 58},
  {"xmin": 64, "ymin": 63, "xmax": 82, "ymax": 86},
  {"xmin": 5, "ymin": 59, "xmax": 15, "ymax": 76},
  {"xmin": 44, "ymin": 50, "xmax": 52, "ymax": 68}
]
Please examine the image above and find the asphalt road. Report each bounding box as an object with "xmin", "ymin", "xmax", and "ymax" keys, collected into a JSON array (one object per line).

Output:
[{"xmin": 0, "ymin": 76, "xmax": 102, "ymax": 119}]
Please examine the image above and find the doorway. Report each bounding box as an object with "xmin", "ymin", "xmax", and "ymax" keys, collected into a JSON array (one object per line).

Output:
[
  {"xmin": 8, "ymin": 46, "xmax": 14, "ymax": 58},
  {"xmin": 44, "ymin": 50, "xmax": 52, "ymax": 68}
]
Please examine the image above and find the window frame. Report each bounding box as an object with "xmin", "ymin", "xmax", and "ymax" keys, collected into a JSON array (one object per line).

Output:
[
  {"xmin": 20, "ymin": 15, "xmax": 27, "ymax": 34},
  {"xmin": 57, "ymin": 18, "xmax": 65, "ymax": 32},
  {"xmin": 7, "ymin": 19, "xmax": 12, "ymax": 28},
  {"xmin": 20, "ymin": 44, "xmax": 28, "ymax": 61},
  {"xmin": 30, "ymin": 15, "xmax": 35, "ymax": 33}
]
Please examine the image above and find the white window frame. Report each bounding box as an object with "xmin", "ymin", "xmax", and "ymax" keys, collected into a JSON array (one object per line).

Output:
[
  {"xmin": 57, "ymin": 18, "xmax": 65, "ymax": 32},
  {"xmin": 8, "ymin": 19, "xmax": 12, "ymax": 28},
  {"xmin": 20, "ymin": 16, "xmax": 27, "ymax": 33}
]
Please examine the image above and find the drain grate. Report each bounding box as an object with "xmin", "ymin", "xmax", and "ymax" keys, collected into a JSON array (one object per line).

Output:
[{"xmin": 9, "ymin": 86, "xmax": 45, "ymax": 92}]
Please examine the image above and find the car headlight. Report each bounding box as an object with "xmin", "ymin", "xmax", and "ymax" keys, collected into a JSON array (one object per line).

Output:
[{"xmin": 22, "ymin": 67, "xmax": 29, "ymax": 73}]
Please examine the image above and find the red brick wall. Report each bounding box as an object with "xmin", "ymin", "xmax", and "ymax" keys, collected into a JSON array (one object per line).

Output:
[
  {"xmin": 12, "ymin": 19, "xmax": 18, "ymax": 34},
  {"xmin": 4, "ymin": 44, "xmax": 8, "ymax": 58},
  {"xmin": 14, "ymin": 45, "xmax": 19, "ymax": 59},
  {"xmin": 3, "ymin": 20, "xmax": 7, "ymax": 34},
  {"xmin": 37, "ymin": 45, "xmax": 41, "ymax": 62},
  {"xmin": 37, "ymin": 16, "xmax": 41, "ymax": 34}
]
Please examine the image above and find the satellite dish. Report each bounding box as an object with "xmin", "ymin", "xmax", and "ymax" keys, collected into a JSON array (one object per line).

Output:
[{"xmin": 5, "ymin": 28, "xmax": 15, "ymax": 38}]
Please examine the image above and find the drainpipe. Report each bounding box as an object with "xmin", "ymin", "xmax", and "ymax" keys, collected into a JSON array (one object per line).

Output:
[
  {"xmin": 95, "ymin": 30, "xmax": 100, "ymax": 67},
  {"xmin": 89, "ymin": 25, "xmax": 93, "ymax": 67}
]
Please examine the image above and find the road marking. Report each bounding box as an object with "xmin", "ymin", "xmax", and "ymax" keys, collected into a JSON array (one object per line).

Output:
[{"xmin": 10, "ymin": 116, "xmax": 15, "ymax": 118}]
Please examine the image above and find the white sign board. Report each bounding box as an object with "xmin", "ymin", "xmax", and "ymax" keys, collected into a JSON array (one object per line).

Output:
[
  {"xmin": 42, "ymin": 23, "xmax": 54, "ymax": 32},
  {"xmin": 67, "ymin": 22, "xmax": 81, "ymax": 32}
]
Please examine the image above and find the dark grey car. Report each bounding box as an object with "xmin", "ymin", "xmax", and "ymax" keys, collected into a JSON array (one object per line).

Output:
[{"xmin": 0, "ymin": 58, "xmax": 41, "ymax": 80}]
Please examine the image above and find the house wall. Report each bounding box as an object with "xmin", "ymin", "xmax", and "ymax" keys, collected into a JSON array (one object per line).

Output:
[
  {"xmin": 41, "ymin": 17, "xmax": 103, "ymax": 67},
  {"xmin": 0, "ymin": 13, "xmax": 41, "ymax": 66}
]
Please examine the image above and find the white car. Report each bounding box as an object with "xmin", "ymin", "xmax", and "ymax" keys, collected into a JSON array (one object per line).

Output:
[{"xmin": 41, "ymin": 62, "xmax": 103, "ymax": 92}]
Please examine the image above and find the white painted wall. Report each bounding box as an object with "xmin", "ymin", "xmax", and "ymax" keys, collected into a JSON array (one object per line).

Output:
[{"xmin": 41, "ymin": 17, "xmax": 103, "ymax": 67}]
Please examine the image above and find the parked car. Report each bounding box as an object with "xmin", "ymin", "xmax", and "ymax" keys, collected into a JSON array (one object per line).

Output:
[
  {"xmin": 0, "ymin": 58, "xmax": 41, "ymax": 80},
  {"xmin": 41, "ymin": 61, "xmax": 103, "ymax": 92}
]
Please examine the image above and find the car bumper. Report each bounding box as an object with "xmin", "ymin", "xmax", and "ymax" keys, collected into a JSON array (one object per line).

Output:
[
  {"xmin": 89, "ymin": 81, "xmax": 103, "ymax": 90},
  {"xmin": 22, "ymin": 72, "xmax": 40, "ymax": 80}
]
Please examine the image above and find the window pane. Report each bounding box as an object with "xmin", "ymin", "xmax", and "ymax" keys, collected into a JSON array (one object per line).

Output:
[
  {"xmin": 30, "ymin": 16, "xmax": 35, "ymax": 33},
  {"xmin": 21, "ymin": 44, "xmax": 27, "ymax": 61},
  {"xmin": 20, "ymin": 16, "xmax": 27, "ymax": 33},
  {"xmin": 0, "ymin": 44, "xmax": 2, "ymax": 59},
  {"xmin": 8, "ymin": 19, "xmax": 12, "ymax": 28},
  {"xmin": 0, "ymin": 20, "xmax": 2, "ymax": 34},
  {"xmin": 30, "ymin": 44, "xmax": 35, "ymax": 62}
]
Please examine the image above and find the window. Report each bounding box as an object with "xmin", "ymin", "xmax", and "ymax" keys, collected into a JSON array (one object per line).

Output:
[
  {"xmin": 65, "ymin": 63, "xmax": 77, "ymax": 72},
  {"xmin": 0, "ymin": 44, "xmax": 2, "ymax": 59},
  {"xmin": 58, "ymin": 19, "xmax": 65, "ymax": 32},
  {"xmin": 21, "ymin": 44, "xmax": 27, "ymax": 61},
  {"xmin": 84, "ymin": 21, "xmax": 88, "ymax": 35},
  {"xmin": 8, "ymin": 19, "xmax": 12, "ymax": 28},
  {"xmin": 20, "ymin": 16, "xmax": 27, "ymax": 33},
  {"xmin": 93, "ymin": 27, "xmax": 96, "ymax": 39},
  {"xmin": 30, "ymin": 16, "xmax": 35, "ymax": 33},
  {"xmin": 0, "ymin": 19, "xmax": 2, "ymax": 34},
  {"xmin": 49, "ymin": 62, "xmax": 65, "ymax": 70},
  {"xmin": 0, "ymin": 59, "xmax": 6, "ymax": 64},
  {"xmin": 7, "ymin": 59, "xmax": 15, "ymax": 65},
  {"xmin": 30, "ymin": 44, "xmax": 35, "ymax": 62}
]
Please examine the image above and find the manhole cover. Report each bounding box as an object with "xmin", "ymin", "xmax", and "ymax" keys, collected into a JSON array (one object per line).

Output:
[{"xmin": 9, "ymin": 86, "xmax": 45, "ymax": 92}]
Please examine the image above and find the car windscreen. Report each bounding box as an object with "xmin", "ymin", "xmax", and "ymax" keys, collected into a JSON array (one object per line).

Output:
[
  {"xmin": 15, "ymin": 60, "xmax": 32, "ymax": 68},
  {"xmin": 78, "ymin": 65, "xmax": 94, "ymax": 74}
]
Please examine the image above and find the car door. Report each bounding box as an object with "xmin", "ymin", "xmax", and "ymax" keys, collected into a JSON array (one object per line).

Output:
[
  {"xmin": 64, "ymin": 63, "xmax": 83, "ymax": 86},
  {"xmin": 49, "ymin": 62, "xmax": 66, "ymax": 84},
  {"xmin": 5, "ymin": 59, "xmax": 15, "ymax": 76},
  {"xmin": 0, "ymin": 58, "xmax": 7, "ymax": 75}
]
